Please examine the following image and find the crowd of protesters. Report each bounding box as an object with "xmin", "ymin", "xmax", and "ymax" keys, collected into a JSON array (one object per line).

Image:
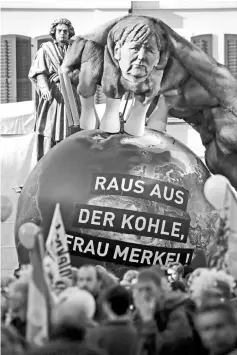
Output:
[{"xmin": 2, "ymin": 257, "xmax": 237, "ymax": 355}]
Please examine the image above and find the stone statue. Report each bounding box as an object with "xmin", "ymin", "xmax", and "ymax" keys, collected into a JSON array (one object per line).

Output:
[
  {"xmin": 29, "ymin": 18, "xmax": 81, "ymax": 161},
  {"xmin": 61, "ymin": 15, "xmax": 237, "ymax": 190}
]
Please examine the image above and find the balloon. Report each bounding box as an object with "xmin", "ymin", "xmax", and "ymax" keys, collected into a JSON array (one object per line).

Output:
[
  {"xmin": 204, "ymin": 174, "xmax": 230, "ymax": 210},
  {"xmin": 1, "ymin": 195, "xmax": 13, "ymax": 222},
  {"xmin": 18, "ymin": 222, "xmax": 41, "ymax": 250},
  {"xmin": 15, "ymin": 129, "xmax": 219, "ymax": 275}
]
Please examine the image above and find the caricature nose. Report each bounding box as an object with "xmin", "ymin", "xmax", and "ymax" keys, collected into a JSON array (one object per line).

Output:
[{"xmin": 137, "ymin": 46, "xmax": 145, "ymax": 60}]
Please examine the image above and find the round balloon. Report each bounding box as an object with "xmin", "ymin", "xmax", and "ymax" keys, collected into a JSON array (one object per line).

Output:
[
  {"xmin": 15, "ymin": 129, "xmax": 219, "ymax": 276},
  {"xmin": 18, "ymin": 222, "xmax": 41, "ymax": 249}
]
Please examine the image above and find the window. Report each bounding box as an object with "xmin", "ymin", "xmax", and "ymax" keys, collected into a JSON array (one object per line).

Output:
[
  {"xmin": 0, "ymin": 35, "xmax": 32, "ymax": 103},
  {"xmin": 224, "ymin": 34, "xmax": 237, "ymax": 78},
  {"xmin": 16, "ymin": 36, "xmax": 32, "ymax": 102},
  {"xmin": 191, "ymin": 34, "xmax": 213, "ymax": 56}
]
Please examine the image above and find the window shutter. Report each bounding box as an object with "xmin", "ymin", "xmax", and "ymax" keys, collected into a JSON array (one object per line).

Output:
[
  {"xmin": 0, "ymin": 35, "xmax": 31, "ymax": 103},
  {"xmin": 191, "ymin": 34, "xmax": 213, "ymax": 56},
  {"xmin": 0, "ymin": 36, "xmax": 16, "ymax": 103},
  {"xmin": 224, "ymin": 34, "xmax": 237, "ymax": 78},
  {"xmin": 16, "ymin": 36, "xmax": 32, "ymax": 102},
  {"xmin": 95, "ymin": 85, "xmax": 106, "ymax": 104}
]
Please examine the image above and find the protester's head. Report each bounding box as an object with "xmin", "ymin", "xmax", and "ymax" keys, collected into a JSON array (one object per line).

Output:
[
  {"xmin": 77, "ymin": 265, "xmax": 101, "ymax": 297},
  {"xmin": 102, "ymin": 285, "xmax": 131, "ymax": 320},
  {"xmin": 188, "ymin": 268, "xmax": 235, "ymax": 306},
  {"xmin": 134, "ymin": 267, "xmax": 164, "ymax": 312},
  {"xmin": 53, "ymin": 278, "xmax": 72, "ymax": 297},
  {"xmin": 201, "ymin": 279, "xmax": 233, "ymax": 304},
  {"xmin": 52, "ymin": 288, "xmax": 96, "ymax": 340},
  {"xmin": 167, "ymin": 262, "xmax": 184, "ymax": 282},
  {"xmin": 1, "ymin": 324, "xmax": 27, "ymax": 355},
  {"xmin": 58, "ymin": 288, "xmax": 96, "ymax": 318},
  {"xmin": 49, "ymin": 18, "xmax": 75, "ymax": 43},
  {"xmin": 121, "ymin": 269, "xmax": 139, "ymax": 287},
  {"xmin": 195, "ymin": 300, "xmax": 237, "ymax": 355}
]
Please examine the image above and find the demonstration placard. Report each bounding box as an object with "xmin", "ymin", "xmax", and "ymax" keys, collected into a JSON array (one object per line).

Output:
[
  {"xmin": 66, "ymin": 233, "xmax": 194, "ymax": 267},
  {"xmin": 46, "ymin": 204, "xmax": 72, "ymax": 279},
  {"xmin": 72, "ymin": 204, "xmax": 190, "ymax": 243},
  {"xmin": 90, "ymin": 173, "xmax": 189, "ymax": 211}
]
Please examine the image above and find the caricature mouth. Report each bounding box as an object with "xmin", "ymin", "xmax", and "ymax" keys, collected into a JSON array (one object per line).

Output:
[
  {"xmin": 129, "ymin": 65, "xmax": 147, "ymax": 77},
  {"xmin": 131, "ymin": 64, "xmax": 147, "ymax": 71},
  {"xmin": 132, "ymin": 64, "xmax": 146, "ymax": 68}
]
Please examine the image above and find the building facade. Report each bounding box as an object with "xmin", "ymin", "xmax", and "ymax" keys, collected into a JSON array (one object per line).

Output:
[{"xmin": 1, "ymin": 1, "xmax": 237, "ymax": 103}]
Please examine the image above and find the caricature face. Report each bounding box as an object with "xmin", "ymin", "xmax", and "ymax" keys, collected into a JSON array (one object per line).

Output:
[
  {"xmin": 115, "ymin": 35, "xmax": 160, "ymax": 83},
  {"xmin": 55, "ymin": 23, "xmax": 70, "ymax": 44}
]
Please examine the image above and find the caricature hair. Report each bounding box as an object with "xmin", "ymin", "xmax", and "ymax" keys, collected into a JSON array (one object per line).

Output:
[
  {"xmin": 110, "ymin": 15, "xmax": 165, "ymax": 51},
  {"xmin": 49, "ymin": 18, "xmax": 75, "ymax": 39}
]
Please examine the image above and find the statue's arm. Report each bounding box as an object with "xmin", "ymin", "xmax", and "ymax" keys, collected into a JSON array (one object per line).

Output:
[{"xmin": 29, "ymin": 47, "xmax": 51, "ymax": 94}]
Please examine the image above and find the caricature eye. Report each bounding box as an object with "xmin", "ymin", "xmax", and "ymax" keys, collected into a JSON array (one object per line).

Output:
[
  {"xmin": 147, "ymin": 47, "xmax": 155, "ymax": 53},
  {"xmin": 130, "ymin": 46, "xmax": 140, "ymax": 52}
]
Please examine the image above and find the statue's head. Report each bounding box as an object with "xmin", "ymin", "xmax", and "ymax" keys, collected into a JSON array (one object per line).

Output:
[
  {"xmin": 49, "ymin": 18, "xmax": 75, "ymax": 44},
  {"xmin": 102, "ymin": 15, "xmax": 168, "ymax": 99},
  {"xmin": 111, "ymin": 16, "xmax": 166, "ymax": 83}
]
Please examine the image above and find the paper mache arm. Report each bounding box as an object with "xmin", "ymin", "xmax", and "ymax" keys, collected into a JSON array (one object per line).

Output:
[
  {"xmin": 61, "ymin": 16, "xmax": 125, "ymax": 97},
  {"xmin": 158, "ymin": 20, "xmax": 237, "ymax": 189}
]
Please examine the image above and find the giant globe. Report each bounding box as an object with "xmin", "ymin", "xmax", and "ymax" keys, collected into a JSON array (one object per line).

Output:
[{"xmin": 15, "ymin": 128, "xmax": 218, "ymax": 276}]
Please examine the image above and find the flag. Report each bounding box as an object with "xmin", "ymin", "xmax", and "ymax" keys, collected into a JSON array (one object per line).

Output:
[
  {"xmin": 27, "ymin": 233, "xmax": 51, "ymax": 346},
  {"xmin": 224, "ymin": 185, "xmax": 237, "ymax": 278},
  {"xmin": 46, "ymin": 203, "xmax": 72, "ymax": 281}
]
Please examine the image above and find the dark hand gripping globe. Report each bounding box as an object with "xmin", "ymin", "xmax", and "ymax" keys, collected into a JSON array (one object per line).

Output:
[{"xmin": 15, "ymin": 128, "xmax": 218, "ymax": 276}]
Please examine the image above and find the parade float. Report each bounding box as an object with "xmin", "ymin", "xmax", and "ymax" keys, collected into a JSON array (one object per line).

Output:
[{"xmin": 15, "ymin": 15, "xmax": 237, "ymax": 275}]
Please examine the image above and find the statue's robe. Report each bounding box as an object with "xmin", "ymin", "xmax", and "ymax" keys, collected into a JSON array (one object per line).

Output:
[{"xmin": 29, "ymin": 41, "xmax": 80, "ymax": 159}]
